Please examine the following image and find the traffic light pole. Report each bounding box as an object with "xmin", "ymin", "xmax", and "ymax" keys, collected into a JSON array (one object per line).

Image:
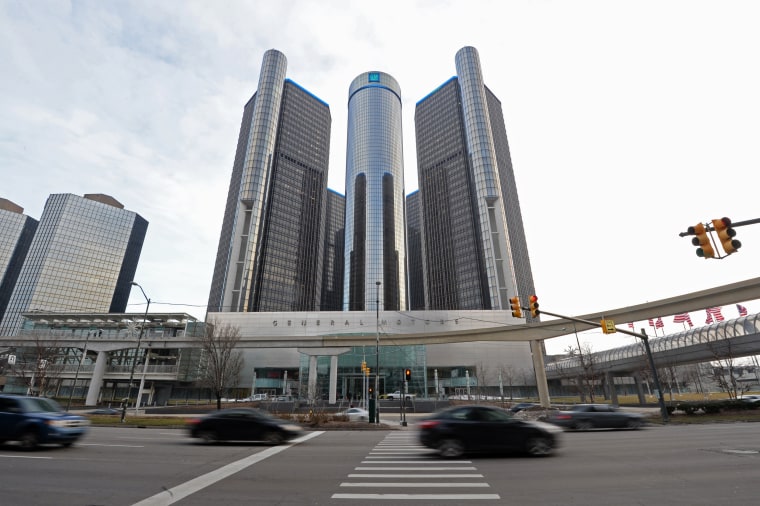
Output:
[{"xmin": 533, "ymin": 308, "xmax": 669, "ymax": 423}]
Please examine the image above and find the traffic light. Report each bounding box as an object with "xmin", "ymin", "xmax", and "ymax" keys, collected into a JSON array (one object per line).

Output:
[
  {"xmin": 712, "ymin": 217, "xmax": 741, "ymax": 255},
  {"xmin": 509, "ymin": 296, "xmax": 522, "ymax": 318},
  {"xmin": 688, "ymin": 223, "xmax": 715, "ymax": 258},
  {"xmin": 405, "ymin": 368, "xmax": 412, "ymax": 382},
  {"xmin": 528, "ymin": 295, "xmax": 539, "ymax": 318}
]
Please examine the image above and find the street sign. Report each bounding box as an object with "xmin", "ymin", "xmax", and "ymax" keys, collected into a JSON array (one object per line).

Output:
[{"xmin": 601, "ymin": 319, "xmax": 617, "ymax": 334}]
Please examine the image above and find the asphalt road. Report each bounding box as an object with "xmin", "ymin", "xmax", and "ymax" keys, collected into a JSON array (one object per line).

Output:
[{"xmin": 1, "ymin": 422, "xmax": 758, "ymax": 505}]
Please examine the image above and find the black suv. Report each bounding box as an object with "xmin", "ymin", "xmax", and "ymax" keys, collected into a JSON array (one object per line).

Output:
[{"xmin": 0, "ymin": 395, "xmax": 90, "ymax": 449}]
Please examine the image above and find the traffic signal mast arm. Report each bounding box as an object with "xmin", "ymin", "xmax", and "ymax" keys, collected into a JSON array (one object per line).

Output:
[
  {"xmin": 532, "ymin": 306, "xmax": 670, "ymax": 423},
  {"xmin": 678, "ymin": 217, "xmax": 760, "ymax": 236},
  {"xmin": 532, "ymin": 308, "xmax": 645, "ymax": 340}
]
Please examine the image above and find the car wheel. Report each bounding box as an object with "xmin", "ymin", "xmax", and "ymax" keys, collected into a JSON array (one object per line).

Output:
[
  {"xmin": 525, "ymin": 436, "xmax": 553, "ymax": 457},
  {"xmin": 19, "ymin": 430, "xmax": 39, "ymax": 450},
  {"xmin": 626, "ymin": 419, "xmax": 643, "ymax": 429},
  {"xmin": 438, "ymin": 439, "xmax": 465, "ymax": 458},
  {"xmin": 574, "ymin": 420, "xmax": 594, "ymax": 430},
  {"xmin": 197, "ymin": 430, "xmax": 218, "ymax": 444},
  {"xmin": 264, "ymin": 431, "xmax": 285, "ymax": 445}
]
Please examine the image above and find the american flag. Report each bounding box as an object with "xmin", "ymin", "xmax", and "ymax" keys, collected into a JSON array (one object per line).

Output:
[
  {"xmin": 737, "ymin": 304, "xmax": 748, "ymax": 317},
  {"xmin": 706, "ymin": 306, "xmax": 724, "ymax": 324},
  {"xmin": 627, "ymin": 322, "xmax": 634, "ymax": 330},
  {"xmin": 655, "ymin": 317, "xmax": 664, "ymax": 329},
  {"xmin": 673, "ymin": 313, "xmax": 693, "ymax": 327},
  {"xmin": 648, "ymin": 318, "xmax": 655, "ymax": 327}
]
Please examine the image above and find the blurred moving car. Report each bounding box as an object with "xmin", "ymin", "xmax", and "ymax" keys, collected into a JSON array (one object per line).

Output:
[
  {"xmin": 340, "ymin": 407, "xmax": 370, "ymax": 421},
  {"xmin": 418, "ymin": 405, "xmax": 562, "ymax": 458},
  {"xmin": 739, "ymin": 394, "xmax": 760, "ymax": 403},
  {"xmin": 187, "ymin": 408, "xmax": 302, "ymax": 444},
  {"xmin": 547, "ymin": 404, "xmax": 646, "ymax": 430},
  {"xmin": 509, "ymin": 402, "xmax": 537, "ymax": 413},
  {"xmin": 0, "ymin": 394, "xmax": 90, "ymax": 449},
  {"xmin": 87, "ymin": 407, "xmax": 120, "ymax": 415}
]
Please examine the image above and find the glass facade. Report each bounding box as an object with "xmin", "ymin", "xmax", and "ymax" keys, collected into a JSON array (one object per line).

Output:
[
  {"xmin": 405, "ymin": 191, "xmax": 426, "ymax": 310},
  {"xmin": 320, "ymin": 190, "xmax": 345, "ymax": 310},
  {"xmin": 208, "ymin": 49, "xmax": 332, "ymax": 313},
  {"xmin": 0, "ymin": 200, "xmax": 38, "ymax": 324},
  {"xmin": 343, "ymin": 71, "xmax": 407, "ymax": 311},
  {"xmin": 413, "ymin": 46, "xmax": 537, "ymax": 312},
  {"xmin": 415, "ymin": 78, "xmax": 490, "ymax": 309},
  {"xmin": 0, "ymin": 193, "xmax": 147, "ymax": 335}
]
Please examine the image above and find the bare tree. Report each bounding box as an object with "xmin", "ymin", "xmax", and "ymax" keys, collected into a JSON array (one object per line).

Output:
[
  {"xmin": 499, "ymin": 364, "xmax": 518, "ymax": 401},
  {"xmin": 8, "ymin": 338, "xmax": 65, "ymax": 397},
  {"xmin": 707, "ymin": 333, "xmax": 748, "ymax": 399},
  {"xmin": 194, "ymin": 319, "xmax": 244, "ymax": 410}
]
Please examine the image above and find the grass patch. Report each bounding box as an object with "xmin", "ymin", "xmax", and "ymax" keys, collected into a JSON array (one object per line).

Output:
[{"xmin": 86, "ymin": 415, "xmax": 192, "ymax": 427}]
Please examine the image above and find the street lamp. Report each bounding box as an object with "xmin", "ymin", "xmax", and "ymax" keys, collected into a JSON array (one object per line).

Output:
[
  {"xmin": 121, "ymin": 281, "xmax": 150, "ymax": 423},
  {"xmin": 65, "ymin": 330, "xmax": 90, "ymax": 411},
  {"xmin": 375, "ymin": 281, "xmax": 381, "ymax": 424}
]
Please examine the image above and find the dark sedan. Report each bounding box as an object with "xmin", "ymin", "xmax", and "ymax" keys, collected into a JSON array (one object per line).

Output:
[
  {"xmin": 418, "ymin": 405, "xmax": 562, "ymax": 458},
  {"xmin": 547, "ymin": 404, "xmax": 646, "ymax": 430},
  {"xmin": 187, "ymin": 408, "xmax": 302, "ymax": 444}
]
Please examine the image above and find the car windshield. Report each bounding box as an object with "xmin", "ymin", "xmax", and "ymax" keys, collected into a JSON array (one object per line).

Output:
[{"xmin": 19, "ymin": 397, "xmax": 63, "ymax": 413}]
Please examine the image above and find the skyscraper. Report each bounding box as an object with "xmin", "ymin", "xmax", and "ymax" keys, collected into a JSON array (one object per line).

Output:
[
  {"xmin": 0, "ymin": 193, "xmax": 147, "ymax": 335},
  {"xmin": 208, "ymin": 49, "xmax": 332, "ymax": 313},
  {"xmin": 343, "ymin": 71, "xmax": 407, "ymax": 311},
  {"xmin": 320, "ymin": 189, "xmax": 345, "ymax": 311},
  {"xmin": 0, "ymin": 199, "xmax": 38, "ymax": 324},
  {"xmin": 412, "ymin": 46, "xmax": 540, "ymax": 395},
  {"xmin": 405, "ymin": 191, "xmax": 426, "ymax": 310},
  {"xmin": 413, "ymin": 46, "xmax": 536, "ymax": 311}
]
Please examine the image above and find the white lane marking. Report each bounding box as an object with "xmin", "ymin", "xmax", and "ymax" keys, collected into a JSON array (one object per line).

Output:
[
  {"xmin": 0, "ymin": 454, "xmax": 53, "ymax": 459},
  {"xmin": 332, "ymin": 493, "xmax": 500, "ymax": 500},
  {"xmin": 131, "ymin": 431, "xmax": 324, "ymax": 506},
  {"xmin": 341, "ymin": 482, "xmax": 490, "ymax": 488},
  {"xmin": 79, "ymin": 443, "xmax": 145, "ymax": 448},
  {"xmin": 355, "ymin": 466, "xmax": 477, "ymax": 471},
  {"xmin": 348, "ymin": 474, "xmax": 484, "ymax": 478}
]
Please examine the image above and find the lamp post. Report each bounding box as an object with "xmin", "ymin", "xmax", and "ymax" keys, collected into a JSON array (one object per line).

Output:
[
  {"xmin": 375, "ymin": 281, "xmax": 381, "ymax": 424},
  {"xmin": 121, "ymin": 281, "xmax": 150, "ymax": 423},
  {"xmin": 65, "ymin": 330, "xmax": 90, "ymax": 411}
]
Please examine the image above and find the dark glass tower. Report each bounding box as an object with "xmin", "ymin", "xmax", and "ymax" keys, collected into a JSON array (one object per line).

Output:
[
  {"xmin": 208, "ymin": 49, "xmax": 332, "ymax": 313},
  {"xmin": 320, "ymin": 189, "xmax": 345, "ymax": 311},
  {"xmin": 413, "ymin": 46, "xmax": 537, "ymax": 312},
  {"xmin": 405, "ymin": 191, "xmax": 426, "ymax": 310}
]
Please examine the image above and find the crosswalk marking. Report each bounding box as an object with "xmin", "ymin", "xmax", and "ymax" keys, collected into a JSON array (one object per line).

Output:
[
  {"xmin": 341, "ymin": 482, "xmax": 490, "ymax": 488},
  {"xmin": 333, "ymin": 494, "xmax": 501, "ymax": 500},
  {"xmin": 348, "ymin": 474, "xmax": 484, "ymax": 478},
  {"xmin": 355, "ymin": 466, "xmax": 477, "ymax": 471},
  {"xmin": 332, "ymin": 432, "xmax": 500, "ymax": 501}
]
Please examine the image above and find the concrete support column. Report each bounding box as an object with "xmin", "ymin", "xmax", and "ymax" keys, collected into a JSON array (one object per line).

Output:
[
  {"xmin": 634, "ymin": 372, "xmax": 647, "ymax": 404},
  {"xmin": 530, "ymin": 340, "xmax": 551, "ymax": 407},
  {"xmin": 329, "ymin": 355, "xmax": 338, "ymax": 404},
  {"xmin": 308, "ymin": 355, "xmax": 318, "ymax": 403},
  {"xmin": 298, "ymin": 348, "xmax": 351, "ymax": 404},
  {"xmin": 85, "ymin": 350, "xmax": 109, "ymax": 406},
  {"xmin": 606, "ymin": 371, "xmax": 619, "ymax": 405}
]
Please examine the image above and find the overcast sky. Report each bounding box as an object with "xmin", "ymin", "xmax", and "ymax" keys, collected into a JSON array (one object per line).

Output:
[{"xmin": 2, "ymin": 0, "xmax": 759, "ymax": 355}]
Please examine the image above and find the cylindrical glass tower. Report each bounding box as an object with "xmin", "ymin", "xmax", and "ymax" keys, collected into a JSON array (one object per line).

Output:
[{"xmin": 343, "ymin": 72, "xmax": 407, "ymax": 311}]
